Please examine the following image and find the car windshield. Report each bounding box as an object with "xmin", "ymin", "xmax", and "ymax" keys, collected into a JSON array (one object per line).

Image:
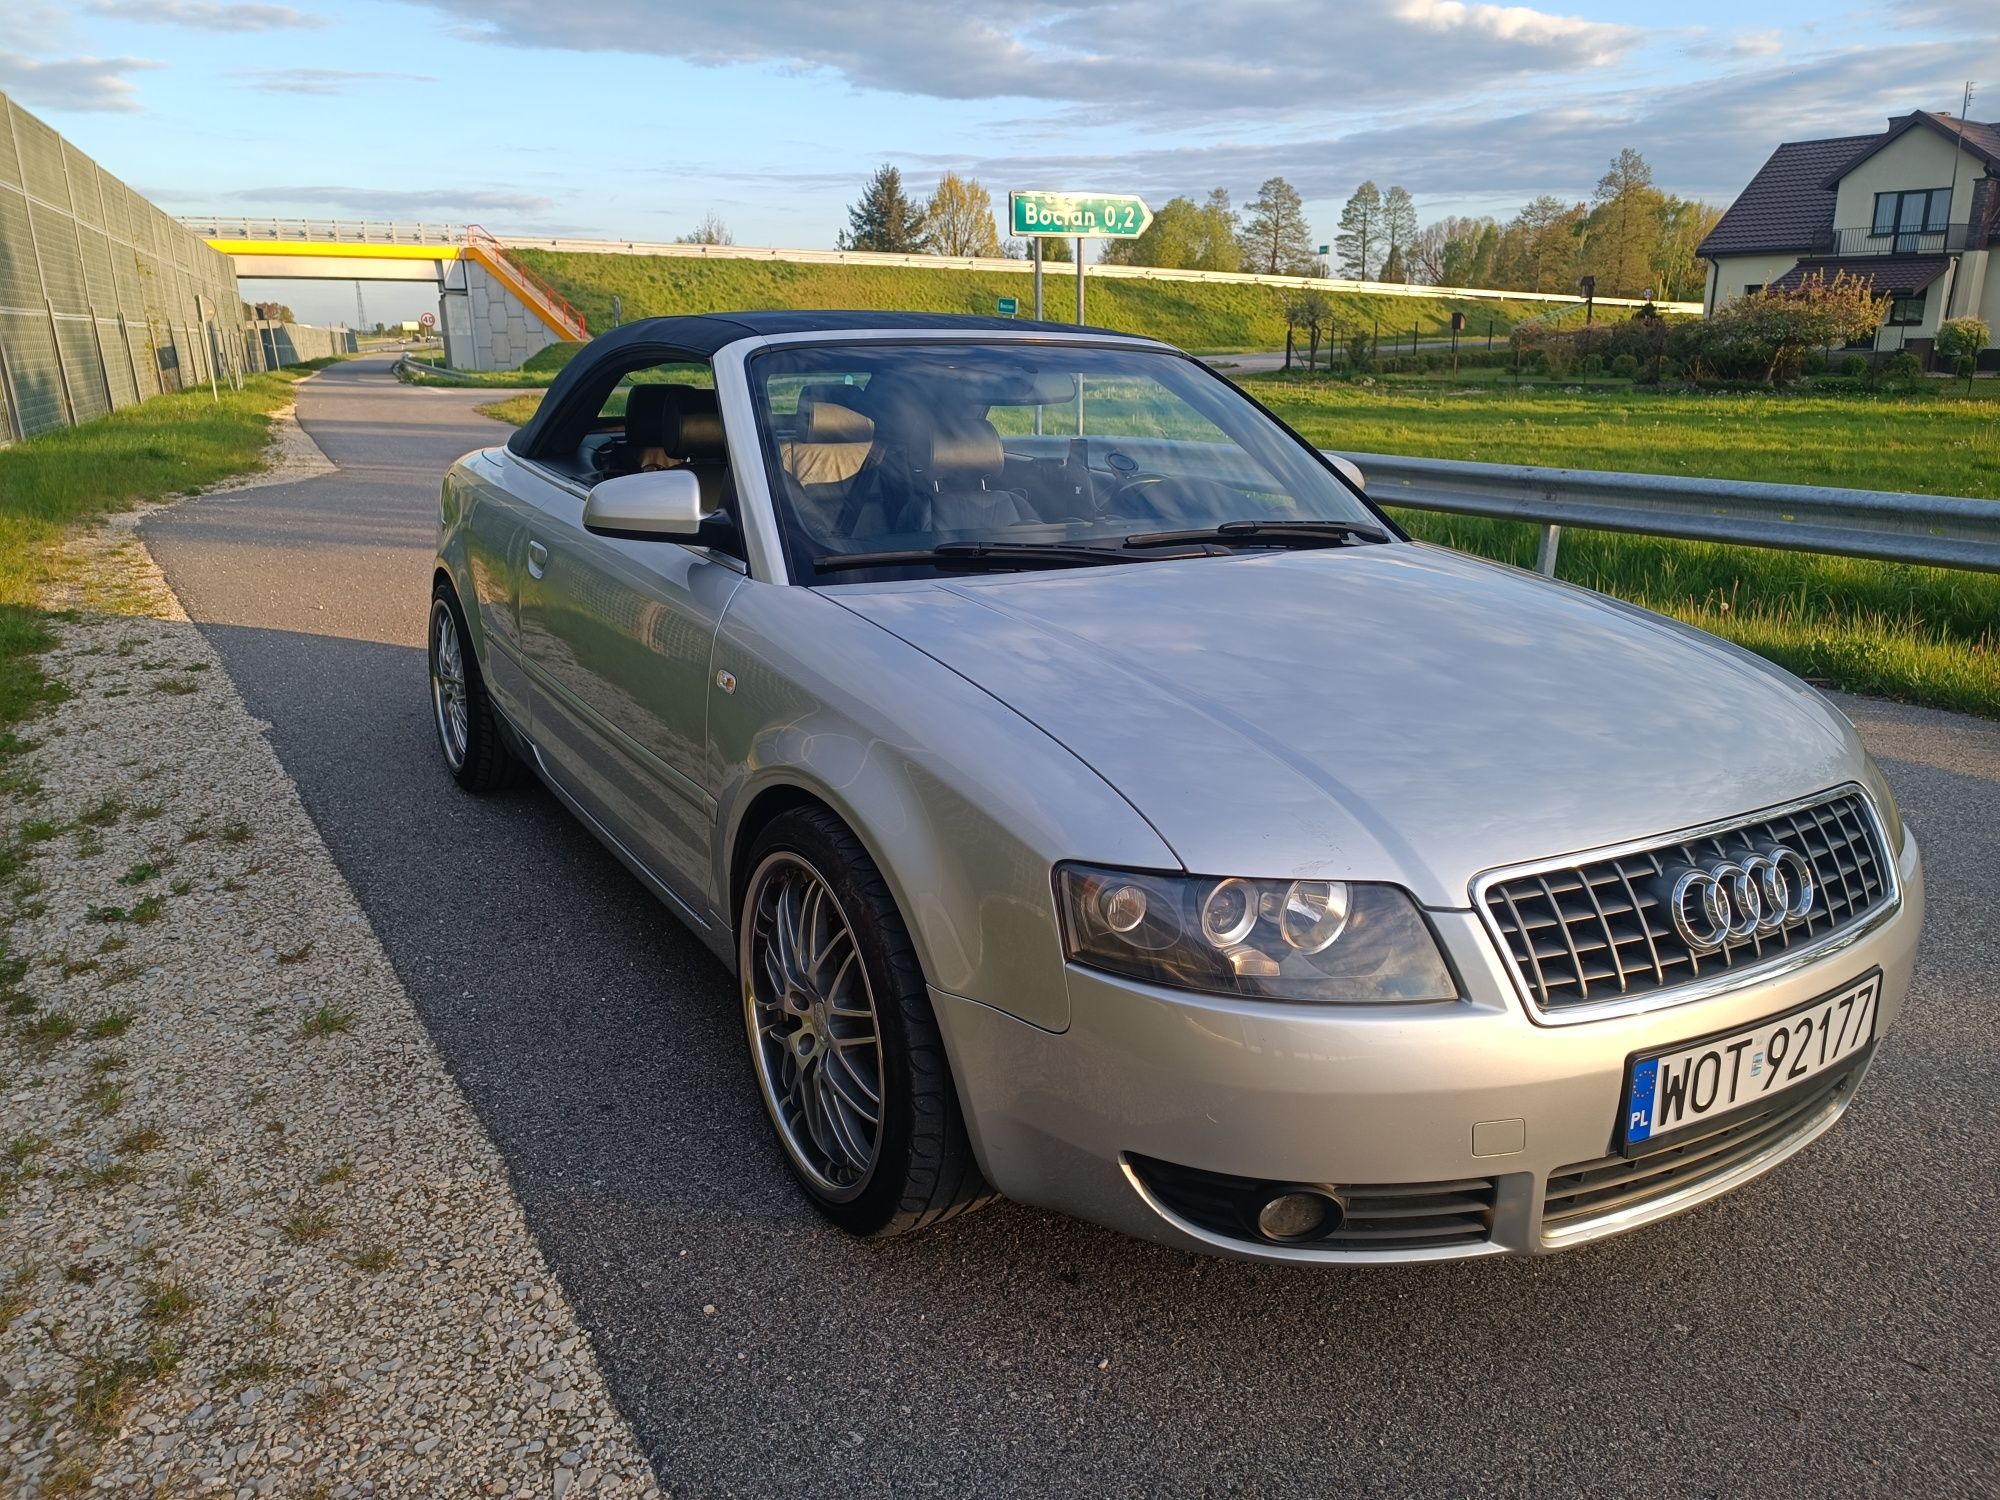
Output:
[{"xmin": 748, "ymin": 341, "xmax": 1386, "ymax": 582}]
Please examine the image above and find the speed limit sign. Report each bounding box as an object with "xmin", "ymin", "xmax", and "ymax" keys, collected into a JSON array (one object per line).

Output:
[{"xmin": 419, "ymin": 311, "xmax": 437, "ymax": 329}]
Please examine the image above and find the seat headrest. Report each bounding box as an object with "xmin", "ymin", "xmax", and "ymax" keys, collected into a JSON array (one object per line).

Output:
[
  {"xmin": 796, "ymin": 384, "xmax": 874, "ymax": 444},
  {"xmin": 622, "ymin": 382, "xmax": 676, "ymax": 447},
  {"xmin": 627, "ymin": 383, "xmax": 727, "ymax": 462},
  {"xmin": 918, "ymin": 417, "xmax": 1003, "ymax": 483}
]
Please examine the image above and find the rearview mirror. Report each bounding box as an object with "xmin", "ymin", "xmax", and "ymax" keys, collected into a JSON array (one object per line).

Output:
[{"xmin": 584, "ymin": 469, "xmax": 704, "ymax": 540}]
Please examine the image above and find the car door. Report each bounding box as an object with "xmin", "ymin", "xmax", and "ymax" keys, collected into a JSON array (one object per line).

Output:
[
  {"xmin": 454, "ymin": 448, "xmax": 536, "ymax": 725},
  {"xmin": 513, "ymin": 423, "xmax": 745, "ymax": 921}
]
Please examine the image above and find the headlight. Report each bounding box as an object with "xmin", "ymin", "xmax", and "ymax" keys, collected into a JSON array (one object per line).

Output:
[
  {"xmin": 1861, "ymin": 753, "xmax": 1905, "ymax": 853},
  {"xmin": 1055, "ymin": 864, "xmax": 1457, "ymax": 1003}
]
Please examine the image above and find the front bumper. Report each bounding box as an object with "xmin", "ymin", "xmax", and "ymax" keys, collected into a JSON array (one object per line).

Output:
[{"xmin": 932, "ymin": 829, "xmax": 1923, "ymax": 1263}]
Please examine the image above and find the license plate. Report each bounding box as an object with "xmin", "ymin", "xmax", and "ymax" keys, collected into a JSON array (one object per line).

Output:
[{"xmin": 1621, "ymin": 970, "xmax": 1880, "ymax": 1153}]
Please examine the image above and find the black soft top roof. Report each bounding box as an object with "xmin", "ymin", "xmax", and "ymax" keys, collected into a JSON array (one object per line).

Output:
[{"xmin": 505, "ymin": 310, "xmax": 1154, "ymax": 457}]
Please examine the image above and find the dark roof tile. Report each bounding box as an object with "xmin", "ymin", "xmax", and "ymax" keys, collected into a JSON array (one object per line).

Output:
[
  {"xmin": 1768, "ymin": 255, "xmax": 1950, "ymax": 296},
  {"xmin": 1698, "ymin": 135, "xmax": 1876, "ymax": 258}
]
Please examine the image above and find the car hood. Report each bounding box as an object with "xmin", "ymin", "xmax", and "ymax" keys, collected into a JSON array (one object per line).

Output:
[{"xmin": 825, "ymin": 545, "xmax": 1864, "ymax": 908}]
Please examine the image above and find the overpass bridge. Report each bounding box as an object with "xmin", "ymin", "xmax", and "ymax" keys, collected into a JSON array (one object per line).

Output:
[{"xmin": 180, "ymin": 217, "xmax": 586, "ymax": 370}]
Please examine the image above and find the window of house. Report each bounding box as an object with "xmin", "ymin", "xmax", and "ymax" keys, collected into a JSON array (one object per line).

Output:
[
  {"xmin": 1886, "ymin": 292, "xmax": 1928, "ymax": 327},
  {"xmin": 1743, "ymin": 283, "xmax": 1763, "ymax": 296},
  {"xmin": 1871, "ymin": 188, "xmax": 1951, "ymax": 238}
]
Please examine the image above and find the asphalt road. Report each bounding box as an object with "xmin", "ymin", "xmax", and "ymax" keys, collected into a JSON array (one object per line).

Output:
[{"xmin": 144, "ymin": 355, "xmax": 1999, "ymax": 1499}]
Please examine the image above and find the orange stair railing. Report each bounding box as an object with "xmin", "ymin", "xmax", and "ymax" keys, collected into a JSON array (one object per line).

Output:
[{"xmin": 463, "ymin": 224, "xmax": 588, "ymax": 342}]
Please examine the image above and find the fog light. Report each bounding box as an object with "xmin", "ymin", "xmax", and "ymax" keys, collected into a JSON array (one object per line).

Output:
[{"xmin": 1256, "ymin": 1190, "xmax": 1340, "ymax": 1242}]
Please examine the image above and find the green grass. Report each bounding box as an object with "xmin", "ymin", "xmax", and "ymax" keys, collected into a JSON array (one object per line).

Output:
[
  {"xmin": 0, "ymin": 363, "xmax": 342, "ymax": 813},
  {"xmin": 1246, "ymin": 374, "xmax": 2000, "ymax": 716},
  {"xmin": 1244, "ymin": 372, "xmax": 2000, "ymax": 495},
  {"xmin": 0, "ymin": 362, "xmax": 339, "ymax": 611},
  {"xmin": 513, "ymin": 249, "xmax": 1554, "ymax": 355}
]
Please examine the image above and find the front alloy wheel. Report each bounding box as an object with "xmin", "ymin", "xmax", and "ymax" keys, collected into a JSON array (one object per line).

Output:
[
  {"xmin": 744, "ymin": 852, "xmax": 886, "ymax": 1199},
  {"xmin": 737, "ymin": 806, "xmax": 992, "ymax": 1236}
]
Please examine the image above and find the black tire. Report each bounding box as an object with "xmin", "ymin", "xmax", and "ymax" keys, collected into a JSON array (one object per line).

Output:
[
  {"xmin": 739, "ymin": 805, "xmax": 993, "ymax": 1236},
  {"xmin": 428, "ymin": 580, "xmax": 522, "ymax": 792}
]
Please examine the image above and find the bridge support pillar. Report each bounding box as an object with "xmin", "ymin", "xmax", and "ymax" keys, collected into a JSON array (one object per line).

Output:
[{"xmin": 438, "ymin": 257, "xmax": 557, "ymax": 372}]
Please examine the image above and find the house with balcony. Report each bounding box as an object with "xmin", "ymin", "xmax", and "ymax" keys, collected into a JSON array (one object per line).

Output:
[{"xmin": 1699, "ymin": 110, "xmax": 2000, "ymax": 364}]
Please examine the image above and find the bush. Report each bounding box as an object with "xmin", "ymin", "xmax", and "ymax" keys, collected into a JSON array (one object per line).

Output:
[
  {"xmin": 1801, "ymin": 351, "xmax": 1827, "ymax": 375},
  {"xmin": 1840, "ymin": 354, "xmax": 1870, "ymax": 378},
  {"xmin": 1683, "ymin": 273, "xmax": 1887, "ymax": 383},
  {"xmin": 1935, "ymin": 316, "xmax": 1990, "ymax": 364},
  {"xmin": 1345, "ymin": 331, "xmax": 1373, "ymax": 372},
  {"xmin": 1882, "ymin": 351, "xmax": 1922, "ymax": 384},
  {"xmin": 1955, "ymin": 354, "xmax": 1977, "ymax": 381},
  {"xmin": 1611, "ymin": 354, "xmax": 1640, "ymax": 378}
]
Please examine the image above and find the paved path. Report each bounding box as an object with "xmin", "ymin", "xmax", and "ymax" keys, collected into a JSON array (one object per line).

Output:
[{"xmin": 143, "ymin": 355, "xmax": 2000, "ymax": 1499}]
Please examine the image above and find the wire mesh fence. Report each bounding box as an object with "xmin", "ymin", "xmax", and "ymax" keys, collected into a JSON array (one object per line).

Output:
[{"xmin": 0, "ymin": 91, "xmax": 300, "ymax": 447}]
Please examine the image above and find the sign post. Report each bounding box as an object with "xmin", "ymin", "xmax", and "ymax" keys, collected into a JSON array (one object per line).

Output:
[{"xmin": 1008, "ymin": 191, "xmax": 1152, "ymax": 327}]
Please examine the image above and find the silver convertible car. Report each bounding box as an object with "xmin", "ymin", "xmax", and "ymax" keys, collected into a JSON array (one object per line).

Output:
[{"xmin": 429, "ymin": 312, "xmax": 1922, "ymax": 1262}]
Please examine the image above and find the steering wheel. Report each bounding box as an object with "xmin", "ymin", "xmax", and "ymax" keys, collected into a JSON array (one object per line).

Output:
[{"xmin": 1101, "ymin": 473, "xmax": 1246, "ymax": 523}]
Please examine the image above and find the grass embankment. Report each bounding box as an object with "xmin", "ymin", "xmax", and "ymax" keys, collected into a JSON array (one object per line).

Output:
[
  {"xmin": 1248, "ymin": 375, "xmax": 2000, "ymax": 715},
  {"xmin": 512, "ymin": 249, "xmax": 1554, "ymax": 354},
  {"xmin": 0, "ymin": 362, "xmax": 336, "ymax": 796}
]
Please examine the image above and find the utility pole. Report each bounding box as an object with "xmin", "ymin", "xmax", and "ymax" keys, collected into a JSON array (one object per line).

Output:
[{"xmin": 1033, "ymin": 239, "xmax": 1044, "ymax": 320}]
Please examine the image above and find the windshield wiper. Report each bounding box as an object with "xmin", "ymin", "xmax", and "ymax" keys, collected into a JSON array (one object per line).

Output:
[
  {"xmin": 813, "ymin": 540, "xmax": 1204, "ymax": 574},
  {"xmin": 1120, "ymin": 519, "xmax": 1390, "ymax": 551}
]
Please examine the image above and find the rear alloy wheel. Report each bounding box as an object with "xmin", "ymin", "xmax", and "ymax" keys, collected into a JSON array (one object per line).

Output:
[
  {"xmin": 740, "ymin": 807, "xmax": 992, "ymax": 1235},
  {"xmin": 429, "ymin": 582, "xmax": 521, "ymax": 792}
]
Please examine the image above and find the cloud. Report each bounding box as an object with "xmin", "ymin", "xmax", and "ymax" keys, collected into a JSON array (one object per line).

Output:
[
  {"xmin": 0, "ymin": 50, "xmax": 161, "ymax": 111},
  {"xmin": 403, "ymin": 0, "xmax": 1642, "ymax": 117},
  {"xmin": 213, "ymin": 184, "xmax": 556, "ymax": 214},
  {"xmin": 231, "ymin": 68, "xmax": 435, "ymax": 94},
  {"xmin": 897, "ymin": 29, "xmax": 2000, "ymax": 219},
  {"xmin": 85, "ymin": 0, "xmax": 324, "ymax": 29}
]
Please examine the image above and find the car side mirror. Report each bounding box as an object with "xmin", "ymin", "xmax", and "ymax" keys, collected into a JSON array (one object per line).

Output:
[
  {"xmin": 1328, "ymin": 454, "xmax": 1366, "ymax": 492},
  {"xmin": 584, "ymin": 469, "xmax": 705, "ymax": 539}
]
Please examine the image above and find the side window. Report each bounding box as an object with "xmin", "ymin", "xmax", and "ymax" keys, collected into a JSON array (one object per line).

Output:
[{"xmin": 580, "ymin": 361, "xmax": 719, "ymax": 480}]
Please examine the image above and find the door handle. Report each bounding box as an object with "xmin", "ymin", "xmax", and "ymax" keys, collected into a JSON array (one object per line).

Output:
[{"xmin": 526, "ymin": 539, "xmax": 549, "ymax": 579}]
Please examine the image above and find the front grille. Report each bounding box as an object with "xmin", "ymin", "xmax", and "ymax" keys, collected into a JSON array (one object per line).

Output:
[
  {"xmin": 1541, "ymin": 1057, "xmax": 1864, "ymax": 1244},
  {"xmin": 1128, "ymin": 1154, "xmax": 1496, "ymax": 1253},
  {"xmin": 1481, "ymin": 789, "xmax": 1891, "ymax": 1013}
]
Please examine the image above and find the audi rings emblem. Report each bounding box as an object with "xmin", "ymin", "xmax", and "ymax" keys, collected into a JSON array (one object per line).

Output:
[{"xmin": 1663, "ymin": 847, "xmax": 1816, "ymax": 953}]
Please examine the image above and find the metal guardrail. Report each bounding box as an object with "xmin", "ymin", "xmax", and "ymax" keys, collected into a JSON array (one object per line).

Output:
[
  {"xmin": 179, "ymin": 216, "xmax": 463, "ymax": 245},
  {"xmin": 1335, "ymin": 451, "xmax": 2000, "ymax": 576}
]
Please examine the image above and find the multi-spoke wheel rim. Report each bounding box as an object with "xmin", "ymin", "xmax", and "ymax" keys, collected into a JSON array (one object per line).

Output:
[
  {"xmin": 429, "ymin": 600, "xmax": 469, "ymax": 770},
  {"xmin": 742, "ymin": 852, "xmax": 885, "ymax": 1200}
]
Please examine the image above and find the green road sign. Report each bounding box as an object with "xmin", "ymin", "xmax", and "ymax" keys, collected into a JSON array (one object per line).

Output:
[
  {"xmin": 996, "ymin": 296, "xmax": 1019, "ymax": 316},
  {"xmin": 1009, "ymin": 191, "xmax": 1152, "ymax": 239}
]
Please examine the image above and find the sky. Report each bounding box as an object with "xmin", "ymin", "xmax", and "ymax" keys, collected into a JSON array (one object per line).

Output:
[{"xmin": 3, "ymin": 0, "xmax": 1995, "ymax": 324}]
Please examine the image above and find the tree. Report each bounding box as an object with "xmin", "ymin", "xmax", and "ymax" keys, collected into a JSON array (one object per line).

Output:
[
  {"xmin": 1334, "ymin": 181, "xmax": 1383, "ymax": 280},
  {"xmin": 676, "ymin": 212, "xmax": 734, "ymax": 246},
  {"xmin": 1099, "ymin": 190, "xmax": 1241, "ymax": 271},
  {"xmin": 1689, "ymin": 272, "xmax": 1886, "ymax": 383},
  {"xmin": 1281, "ymin": 287, "xmax": 1335, "ymax": 369},
  {"xmin": 924, "ymin": 172, "xmax": 1001, "ymax": 257},
  {"xmin": 1652, "ymin": 197, "xmax": 1722, "ymax": 302},
  {"xmin": 1195, "ymin": 187, "xmax": 1242, "ymax": 271},
  {"xmin": 1380, "ymin": 186, "xmax": 1417, "ymax": 284},
  {"xmin": 1579, "ymin": 148, "xmax": 1666, "ymax": 297},
  {"xmin": 839, "ymin": 164, "xmax": 928, "ymax": 252},
  {"xmin": 1240, "ymin": 176, "xmax": 1317, "ymax": 275}
]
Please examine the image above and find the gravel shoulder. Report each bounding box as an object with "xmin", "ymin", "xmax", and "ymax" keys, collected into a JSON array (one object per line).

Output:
[{"xmin": 0, "ymin": 432, "xmax": 660, "ymax": 1496}]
